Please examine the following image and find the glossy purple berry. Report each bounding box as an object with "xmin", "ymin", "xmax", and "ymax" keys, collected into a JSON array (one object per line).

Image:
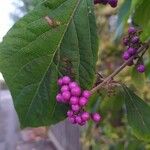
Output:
[
  {"xmin": 57, "ymin": 78, "xmax": 63, "ymax": 86},
  {"xmin": 71, "ymin": 104, "xmax": 80, "ymax": 112},
  {"xmin": 70, "ymin": 96, "xmax": 79, "ymax": 105},
  {"xmin": 56, "ymin": 93, "xmax": 63, "ymax": 103},
  {"xmin": 75, "ymin": 116, "xmax": 82, "ymax": 124},
  {"xmin": 61, "ymin": 85, "xmax": 69, "ymax": 92},
  {"xmin": 82, "ymin": 90, "xmax": 91, "ymax": 99},
  {"xmin": 92, "ymin": 113, "xmax": 101, "ymax": 123},
  {"xmin": 122, "ymin": 51, "xmax": 130, "ymax": 60},
  {"xmin": 128, "ymin": 27, "xmax": 136, "ymax": 34},
  {"xmin": 62, "ymin": 91, "xmax": 71, "ymax": 102},
  {"xmin": 79, "ymin": 97, "xmax": 88, "ymax": 106},
  {"xmin": 131, "ymin": 36, "xmax": 139, "ymax": 44},
  {"xmin": 137, "ymin": 64, "xmax": 145, "ymax": 73},
  {"xmin": 69, "ymin": 82, "xmax": 78, "ymax": 89},
  {"xmin": 81, "ymin": 112, "xmax": 90, "ymax": 121},
  {"xmin": 71, "ymin": 86, "xmax": 81, "ymax": 96},
  {"xmin": 67, "ymin": 110, "xmax": 74, "ymax": 117},
  {"xmin": 68, "ymin": 117, "xmax": 76, "ymax": 124},
  {"xmin": 127, "ymin": 47, "xmax": 136, "ymax": 55},
  {"xmin": 108, "ymin": 0, "xmax": 118, "ymax": 7},
  {"xmin": 62, "ymin": 76, "xmax": 71, "ymax": 85}
]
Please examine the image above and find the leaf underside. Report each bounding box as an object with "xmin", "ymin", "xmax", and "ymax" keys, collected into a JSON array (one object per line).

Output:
[
  {"xmin": 0, "ymin": 0, "xmax": 98, "ymax": 128},
  {"xmin": 122, "ymin": 85, "xmax": 150, "ymax": 141}
]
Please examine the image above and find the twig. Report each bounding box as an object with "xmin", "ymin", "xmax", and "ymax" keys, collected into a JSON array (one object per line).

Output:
[{"xmin": 91, "ymin": 40, "xmax": 150, "ymax": 94}]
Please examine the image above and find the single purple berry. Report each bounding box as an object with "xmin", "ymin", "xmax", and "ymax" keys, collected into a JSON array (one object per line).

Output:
[
  {"xmin": 92, "ymin": 113, "xmax": 101, "ymax": 123},
  {"xmin": 81, "ymin": 112, "xmax": 90, "ymax": 121},
  {"xmin": 71, "ymin": 104, "xmax": 80, "ymax": 112},
  {"xmin": 70, "ymin": 96, "xmax": 79, "ymax": 105},
  {"xmin": 67, "ymin": 110, "xmax": 74, "ymax": 117},
  {"xmin": 56, "ymin": 93, "xmax": 63, "ymax": 103},
  {"xmin": 122, "ymin": 51, "xmax": 130, "ymax": 60},
  {"xmin": 79, "ymin": 97, "xmax": 88, "ymax": 107},
  {"xmin": 61, "ymin": 85, "xmax": 70, "ymax": 92},
  {"xmin": 127, "ymin": 47, "xmax": 136, "ymax": 55},
  {"xmin": 62, "ymin": 91, "xmax": 71, "ymax": 102},
  {"xmin": 123, "ymin": 38, "xmax": 129, "ymax": 46},
  {"xmin": 69, "ymin": 82, "xmax": 78, "ymax": 89},
  {"xmin": 68, "ymin": 117, "xmax": 76, "ymax": 124},
  {"xmin": 57, "ymin": 78, "xmax": 63, "ymax": 86},
  {"xmin": 82, "ymin": 90, "xmax": 91, "ymax": 99},
  {"xmin": 108, "ymin": 0, "xmax": 118, "ymax": 7},
  {"xmin": 75, "ymin": 116, "xmax": 82, "ymax": 124},
  {"xmin": 62, "ymin": 76, "xmax": 71, "ymax": 85},
  {"xmin": 137, "ymin": 64, "xmax": 145, "ymax": 73},
  {"xmin": 131, "ymin": 36, "xmax": 139, "ymax": 44},
  {"xmin": 71, "ymin": 86, "xmax": 81, "ymax": 96},
  {"xmin": 128, "ymin": 27, "xmax": 136, "ymax": 34}
]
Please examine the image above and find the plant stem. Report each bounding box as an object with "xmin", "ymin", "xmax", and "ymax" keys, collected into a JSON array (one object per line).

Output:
[{"xmin": 91, "ymin": 41, "xmax": 150, "ymax": 94}]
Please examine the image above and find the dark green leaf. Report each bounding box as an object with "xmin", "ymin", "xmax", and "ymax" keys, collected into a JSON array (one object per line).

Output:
[
  {"xmin": 0, "ymin": 0, "xmax": 98, "ymax": 127},
  {"xmin": 114, "ymin": 0, "xmax": 132, "ymax": 41},
  {"xmin": 122, "ymin": 85, "xmax": 150, "ymax": 141},
  {"xmin": 145, "ymin": 60, "xmax": 150, "ymax": 79},
  {"xmin": 134, "ymin": 0, "xmax": 150, "ymax": 41}
]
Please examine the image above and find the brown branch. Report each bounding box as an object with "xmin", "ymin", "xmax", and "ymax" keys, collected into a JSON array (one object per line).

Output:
[{"xmin": 91, "ymin": 40, "xmax": 150, "ymax": 94}]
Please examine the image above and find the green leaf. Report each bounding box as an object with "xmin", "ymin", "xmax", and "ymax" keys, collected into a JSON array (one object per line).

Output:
[
  {"xmin": 134, "ymin": 0, "xmax": 150, "ymax": 41},
  {"xmin": 0, "ymin": 0, "xmax": 98, "ymax": 128},
  {"xmin": 87, "ymin": 93, "xmax": 101, "ymax": 112},
  {"xmin": 145, "ymin": 60, "xmax": 150, "ymax": 79},
  {"xmin": 126, "ymin": 139, "xmax": 145, "ymax": 150},
  {"xmin": 114, "ymin": 0, "xmax": 132, "ymax": 41},
  {"xmin": 122, "ymin": 85, "xmax": 150, "ymax": 141}
]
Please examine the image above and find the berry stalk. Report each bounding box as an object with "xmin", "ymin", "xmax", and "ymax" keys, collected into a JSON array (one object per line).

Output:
[{"xmin": 91, "ymin": 40, "xmax": 150, "ymax": 94}]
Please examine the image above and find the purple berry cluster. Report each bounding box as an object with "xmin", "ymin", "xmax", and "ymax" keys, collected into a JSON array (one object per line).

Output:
[
  {"xmin": 56, "ymin": 76, "xmax": 102, "ymax": 126},
  {"xmin": 122, "ymin": 27, "xmax": 145, "ymax": 73},
  {"xmin": 94, "ymin": 0, "xmax": 118, "ymax": 8}
]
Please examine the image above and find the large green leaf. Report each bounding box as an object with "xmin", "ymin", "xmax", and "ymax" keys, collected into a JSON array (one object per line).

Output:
[
  {"xmin": 134, "ymin": 0, "xmax": 150, "ymax": 41},
  {"xmin": 122, "ymin": 85, "xmax": 150, "ymax": 141},
  {"xmin": 0, "ymin": 0, "xmax": 98, "ymax": 127},
  {"xmin": 114, "ymin": 0, "xmax": 132, "ymax": 41}
]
